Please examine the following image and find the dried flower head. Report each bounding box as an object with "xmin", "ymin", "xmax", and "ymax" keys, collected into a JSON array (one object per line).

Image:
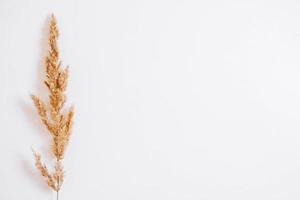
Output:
[{"xmin": 30, "ymin": 14, "xmax": 74, "ymax": 199}]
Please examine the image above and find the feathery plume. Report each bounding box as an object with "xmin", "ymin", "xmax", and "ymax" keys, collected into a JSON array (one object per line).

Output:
[{"xmin": 30, "ymin": 14, "xmax": 74, "ymax": 200}]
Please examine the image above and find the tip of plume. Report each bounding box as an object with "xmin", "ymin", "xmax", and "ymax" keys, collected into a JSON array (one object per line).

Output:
[
  {"xmin": 30, "ymin": 146, "xmax": 36, "ymax": 154},
  {"xmin": 30, "ymin": 94, "xmax": 36, "ymax": 100},
  {"xmin": 51, "ymin": 13, "xmax": 56, "ymax": 19},
  {"xmin": 50, "ymin": 13, "xmax": 57, "ymax": 24}
]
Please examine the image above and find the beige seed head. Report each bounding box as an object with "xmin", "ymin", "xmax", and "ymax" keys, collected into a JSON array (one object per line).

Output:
[{"xmin": 30, "ymin": 14, "xmax": 73, "ymax": 193}]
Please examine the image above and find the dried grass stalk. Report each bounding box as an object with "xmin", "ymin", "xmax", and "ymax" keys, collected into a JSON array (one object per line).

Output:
[{"xmin": 30, "ymin": 14, "xmax": 74, "ymax": 199}]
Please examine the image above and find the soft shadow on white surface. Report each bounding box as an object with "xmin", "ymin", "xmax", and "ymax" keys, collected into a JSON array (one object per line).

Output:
[
  {"xmin": 34, "ymin": 14, "xmax": 51, "ymax": 99},
  {"xmin": 17, "ymin": 15, "xmax": 56, "ymax": 195}
]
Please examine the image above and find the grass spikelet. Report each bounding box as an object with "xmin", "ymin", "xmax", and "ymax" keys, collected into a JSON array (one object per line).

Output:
[{"xmin": 32, "ymin": 149, "xmax": 57, "ymax": 191}]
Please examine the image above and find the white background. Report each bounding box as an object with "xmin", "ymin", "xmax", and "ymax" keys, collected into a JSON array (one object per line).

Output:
[{"xmin": 1, "ymin": 0, "xmax": 300, "ymax": 199}]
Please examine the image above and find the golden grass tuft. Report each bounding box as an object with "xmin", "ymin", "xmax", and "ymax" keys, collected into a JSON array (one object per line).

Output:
[{"xmin": 30, "ymin": 14, "xmax": 74, "ymax": 198}]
